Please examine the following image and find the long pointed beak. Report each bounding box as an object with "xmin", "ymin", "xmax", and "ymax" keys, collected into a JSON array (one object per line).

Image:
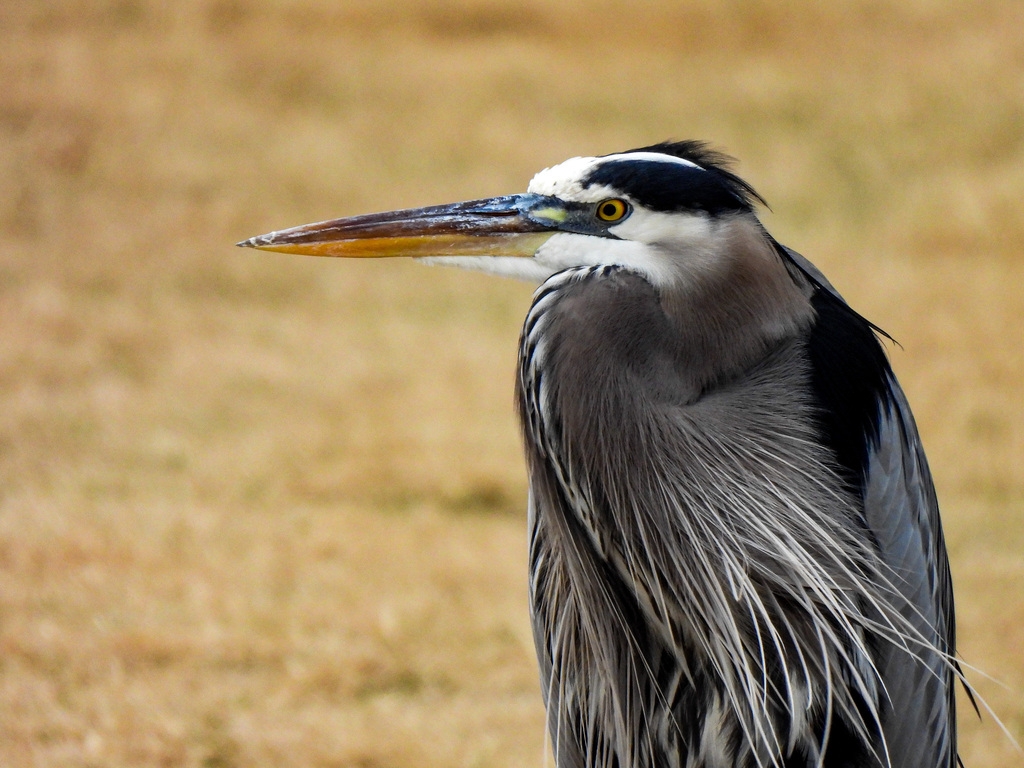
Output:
[{"xmin": 237, "ymin": 194, "xmax": 567, "ymax": 259}]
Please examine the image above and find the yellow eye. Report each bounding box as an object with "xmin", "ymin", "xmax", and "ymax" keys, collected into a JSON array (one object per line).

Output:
[{"xmin": 596, "ymin": 198, "xmax": 630, "ymax": 222}]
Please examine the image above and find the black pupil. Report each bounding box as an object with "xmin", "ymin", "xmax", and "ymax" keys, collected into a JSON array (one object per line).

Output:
[{"xmin": 602, "ymin": 202, "xmax": 618, "ymax": 218}]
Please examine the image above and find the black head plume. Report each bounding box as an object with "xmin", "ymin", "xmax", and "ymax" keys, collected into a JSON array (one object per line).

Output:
[{"xmin": 583, "ymin": 140, "xmax": 767, "ymax": 215}]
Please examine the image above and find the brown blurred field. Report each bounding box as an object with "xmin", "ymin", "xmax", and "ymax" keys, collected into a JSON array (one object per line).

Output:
[{"xmin": 1, "ymin": 1, "xmax": 1022, "ymax": 766}]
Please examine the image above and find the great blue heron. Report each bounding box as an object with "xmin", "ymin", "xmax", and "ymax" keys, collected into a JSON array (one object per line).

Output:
[{"xmin": 240, "ymin": 142, "xmax": 968, "ymax": 768}]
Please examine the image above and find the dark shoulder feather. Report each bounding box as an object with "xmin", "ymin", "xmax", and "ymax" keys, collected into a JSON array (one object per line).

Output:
[
  {"xmin": 772, "ymin": 241, "xmax": 896, "ymax": 494},
  {"xmin": 806, "ymin": 287, "xmax": 896, "ymax": 495}
]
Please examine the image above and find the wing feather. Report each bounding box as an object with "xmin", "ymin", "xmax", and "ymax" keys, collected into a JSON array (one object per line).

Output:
[
  {"xmin": 786, "ymin": 243, "xmax": 958, "ymax": 766},
  {"xmin": 863, "ymin": 380, "xmax": 956, "ymax": 768}
]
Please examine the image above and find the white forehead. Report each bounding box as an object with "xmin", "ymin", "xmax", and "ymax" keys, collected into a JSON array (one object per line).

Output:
[{"xmin": 527, "ymin": 152, "xmax": 702, "ymax": 201}]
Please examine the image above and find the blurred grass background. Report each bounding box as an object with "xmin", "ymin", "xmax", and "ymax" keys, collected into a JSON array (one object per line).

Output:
[{"xmin": 1, "ymin": 1, "xmax": 1022, "ymax": 766}]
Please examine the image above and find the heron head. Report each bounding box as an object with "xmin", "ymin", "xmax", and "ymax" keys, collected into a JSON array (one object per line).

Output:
[{"xmin": 238, "ymin": 142, "xmax": 772, "ymax": 289}]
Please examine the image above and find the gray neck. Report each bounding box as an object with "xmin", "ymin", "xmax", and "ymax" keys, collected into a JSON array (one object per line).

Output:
[{"xmin": 656, "ymin": 216, "xmax": 816, "ymax": 396}]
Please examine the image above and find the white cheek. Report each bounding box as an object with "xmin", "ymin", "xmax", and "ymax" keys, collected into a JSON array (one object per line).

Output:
[
  {"xmin": 608, "ymin": 210, "xmax": 724, "ymax": 281},
  {"xmin": 609, "ymin": 209, "xmax": 712, "ymax": 245},
  {"xmin": 534, "ymin": 233, "xmax": 681, "ymax": 287}
]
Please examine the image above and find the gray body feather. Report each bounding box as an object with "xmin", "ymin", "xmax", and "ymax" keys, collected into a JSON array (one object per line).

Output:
[{"xmin": 517, "ymin": 250, "xmax": 956, "ymax": 768}]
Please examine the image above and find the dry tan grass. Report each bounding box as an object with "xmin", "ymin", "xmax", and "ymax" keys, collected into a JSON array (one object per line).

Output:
[{"xmin": 1, "ymin": 1, "xmax": 1022, "ymax": 766}]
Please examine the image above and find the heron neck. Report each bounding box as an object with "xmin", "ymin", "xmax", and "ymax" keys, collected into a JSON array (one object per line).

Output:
[{"xmin": 657, "ymin": 222, "xmax": 816, "ymax": 396}]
